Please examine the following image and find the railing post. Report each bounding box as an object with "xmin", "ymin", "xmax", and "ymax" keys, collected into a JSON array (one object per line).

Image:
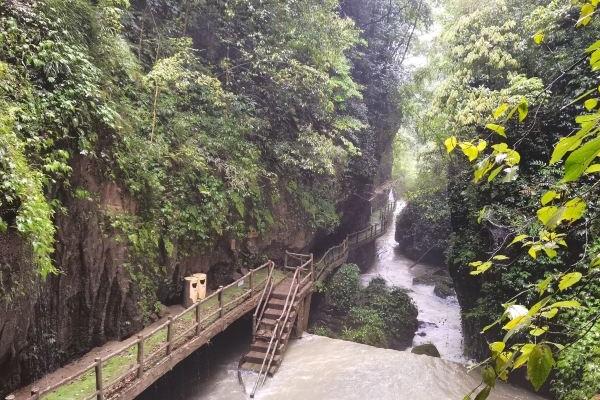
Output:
[
  {"xmin": 94, "ymin": 358, "xmax": 104, "ymax": 400},
  {"xmin": 166, "ymin": 316, "xmax": 174, "ymax": 355},
  {"xmin": 137, "ymin": 335, "xmax": 144, "ymax": 378},
  {"xmin": 249, "ymin": 268, "xmax": 254, "ymax": 292},
  {"xmin": 284, "ymin": 252, "xmax": 288, "ymax": 269},
  {"xmin": 218, "ymin": 286, "xmax": 224, "ymax": 317},
  {"xmin": 196, "ymin": 302, "xmax": 202, "ymax": 335}
]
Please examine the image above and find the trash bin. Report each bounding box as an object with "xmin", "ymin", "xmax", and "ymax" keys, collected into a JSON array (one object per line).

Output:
[
  {"xmin": 184, "ymin": 273, "xmax": 207, "ymax": 307},
  {"xmin": 193, "ymin": 273, "xmax": 207, "ymax": 300}
]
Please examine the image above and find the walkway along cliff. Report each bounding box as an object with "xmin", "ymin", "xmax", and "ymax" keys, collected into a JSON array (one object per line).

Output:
[{"xmin": 9, "ymin": 202, "xmax": 396, "ymax": 400}]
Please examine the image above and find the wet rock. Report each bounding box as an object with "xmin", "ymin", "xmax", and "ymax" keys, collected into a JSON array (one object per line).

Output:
[
  {"xmin": 413, "ymin": 274, "xmax": 453, "ymax": 288},
  {"xmin": 411, "ymin": 343, "xmax": 441, "ymax": 358},
  {"xmin": 434, "ymin": 282, "xmax": 455, "ymax": 299},
  {"xmin": 418, "ymin": 321, "xmax": 439, "ymax": 329}
]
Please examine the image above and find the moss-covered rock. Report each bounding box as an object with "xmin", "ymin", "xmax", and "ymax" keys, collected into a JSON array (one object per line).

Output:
[{"xmin": 310, "ymin": 266, "xmax": 418, "ymax": 350}]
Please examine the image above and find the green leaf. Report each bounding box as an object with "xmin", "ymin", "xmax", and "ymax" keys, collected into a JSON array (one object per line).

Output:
[
  {"xmin": 503, "ymin": 315, "xmax": 527, "ymax": 331},
  {"xmin": 488, "ymin": 166, "xmax": 503, "ymax": 182},
  {"xmin": 444, "ymin": 136, "xmax": 458, "ymax": 153},
  {"xmin": 493, "ymin": 255, "xmax": 509, "ymax": 260},
  {"xmin": 550, "ymin": 135, "xmax": 583, "ymax": 165},
  {"xmin": 474, "ymin": 386, "xmax": 491, "ymax": 400},
  {"xmin": 577, "ymin": 3, "xmax": 595, "ymax": 27},
  {"xmin": 518, "ymin": 98, "xmax": 529, "ymax": 122},
  {"xmin": 537, "ymin": 276, "xmax": 553, "ymax": 295},
  {"xmin": 527, "ymin": 344, "xmax": 554, "ymax": 391},
  {"xmin": 562, "ymin": 198, "xmax": 586, "ymax": 223},
  {"xmin": 528, "ymin": 246, "xmax": 538, "ymax": 259},
  {"xmin": 470, "ymin": 261, "xmax": 493, "ymax": 275},
  {"xmin": 541, "ymin": 190, "xmax": 560, "ymax": 206},
  {"xmin": 537, "ymin": 206, "xmax": 560, "ymax": 228},
  {"xmin": 585, "ymin": 164, "xmax": 600, "ymax": 174},
  {"xmin": 563, "ymin": 137, "xmax": 600, "ymax": 182},
  {"xmin": 483, "ymin": 366, "xmax": 496, "ymax": 387},
  {"xmin": 543, "ymin": 247, "xmax": 557, "ymax": 259},
  {"xmin": 533, "ymin": 31, "xmax": 544, "ymax": 45},
  {"xmin": 509, "ymin": 234, "xmax": 528, "ymax": 246},
  {"xmin": 514, "ymin": 344, "xmax": 535, "ymax": 369},
  {"xmin": 591, "ymin": 255, "xmax": 600, "ymax": 269},
  {"xmin": 584, "ymin": 98, "xmax": 599, "ymax": 111},
  {"xmin": 530, "ymin": 325, "xmax": 549, "ymax": 337},
  {"xmin": 549, "ymin": 300, "xmax": 581, "ymax": 309},
  {"xmin": 493, "ymin": 103, "xmax": 509, "ymax": 119},
  {"xmin": 490, "ymin": 341, "xmax": 505, "ymax": 354},
  {"xmin": 477, "ymin": 140, "xmax": 487, "ymax": 151},
  {"xmin": 541, "ymin": 308, "xmax": 558, "ymax": 319},
  {"xmin": 461, "ymin": 143, "xmax": 479, "ymax": 161},
  {"xmin": 485, "ymin": 123, "xmax": 506, "ymax": 137},
  {"xmin": 558, "ymin": 272, "xmax": 582, "ymax": 291},
  {"xmin": 587, "ymin": 40, "xmax": 600, "ymax": 53}
]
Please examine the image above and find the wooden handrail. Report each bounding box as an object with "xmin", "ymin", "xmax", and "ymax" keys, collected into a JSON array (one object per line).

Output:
[
  {"xmin": 30, "ymin": 261, "xmax": 272, "ymax": 400},
  {"xmin": 25, "ymin": 201, "xmax": 396, "ymax": 400}
]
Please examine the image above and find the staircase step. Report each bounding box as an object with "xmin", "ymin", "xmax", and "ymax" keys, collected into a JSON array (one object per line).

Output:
[
  {"xmin": 244, "ymin": 350, "xmax": 282, "ymax": 365},
  {"xmin": 264, "ymin": 307, "xmax": 284, "ymax": 319},
  {"xmin": 271, "ymin": 291, "xmax": 291, "ymax": 300},
  {"xmin": 255, "ymin": 324, "xmax": 294, "ymax": 340},
  {"xmin": 268, "ymin": 298, "xmax": 287, "ymax": 310},
  {"xmin": 259, "ymin": 313, "xmax": 296, "ymax": 329},
  {"xmin": 240, "ymin": 362, "xmax": 278, "ymax": 376},
  {"xmin": 250, "ymin": 339, "xmax": 286, "ymax": 354}
]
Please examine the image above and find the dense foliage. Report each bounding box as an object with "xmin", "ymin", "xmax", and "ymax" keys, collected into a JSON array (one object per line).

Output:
[
  {"xmin": 312, "ymin": 264, "xmax": 418, "ymax": 349},
  {"xmin": 396, "ymin": 0, "xmax": 600, "ymax": 398},
  {"xmin": 0, "ymin": 0, "xmax": 426, "ymax": 313}
]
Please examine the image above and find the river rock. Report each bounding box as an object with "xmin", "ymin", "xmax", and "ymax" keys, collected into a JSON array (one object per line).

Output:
[
  {"xmin": 434, "ymin": 282, "xmax": 455, "ymax": 298},
  {"xmin": 413, "ymin": 274, "xmax": 453, "ymax": 288},
  {"xmin": 411, "ymin": 343, "xmax": 441, "ymax": 358}
]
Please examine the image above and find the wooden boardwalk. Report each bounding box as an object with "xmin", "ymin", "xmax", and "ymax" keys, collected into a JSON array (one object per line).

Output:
[{"xmin": 9, "ymin": 202, "xmax": 395, "ymax": 400}]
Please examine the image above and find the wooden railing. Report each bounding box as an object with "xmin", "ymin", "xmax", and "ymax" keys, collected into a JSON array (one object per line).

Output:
[
  {"xmin": 314, "ymin": 200, "xmax": 395, "ymax": 281},
  {"xmin": 27, "ymin": 262, "xmax": 273, "ymax": 400},
  {"xmin": 252, "ymin": 261, "xmax": 276, "ymax": 336},
  {"xmin": 19, "ymin": 201, "xmax": 395, "ymax": 400}
]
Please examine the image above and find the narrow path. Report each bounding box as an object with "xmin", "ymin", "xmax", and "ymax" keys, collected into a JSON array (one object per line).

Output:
[{"xmin": 12, "ymin": 305, "xmax": 185, "ymax": 399}]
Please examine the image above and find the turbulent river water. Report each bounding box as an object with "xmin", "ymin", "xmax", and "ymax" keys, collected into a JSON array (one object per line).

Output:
[{"xmin": 139, "ymin": 201, "xmax": 545, "ymax": 400}]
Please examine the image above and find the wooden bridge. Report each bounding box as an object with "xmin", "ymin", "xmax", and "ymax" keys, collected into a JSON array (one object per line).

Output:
[{"xmin": 10, "ymin": 201, "xmax": 395, "ymax": 400}]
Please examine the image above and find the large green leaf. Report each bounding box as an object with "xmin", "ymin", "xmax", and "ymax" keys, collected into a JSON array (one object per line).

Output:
[
  {"xmin": 518, "ymin": 98, "xmax": 528, "ymax": 122},
  {"xmin": 562, "ymin": 197, "xmax": 586, "ymax": 223},
  {"xmin": 537, "ymin": 206, "xmax": 560, "ymax": 228},
  {"xmin": 558, "ymin": 272, "xmax": 582, "ymax": 291},
  {"xmin": 445, "ymin": 136, "xmax": 458, "ymax": 153},
  {"xmin": 493, "ymin": 103, "xmax": 509, "ymax": 119},
  {"xmin": 541, "ymin": 190, "xmax": 560, "ymax": 206},
  {"xmin": 550, "ymin": 136, "xmax": 582, "ymax": 165},
  {"xmin": 485, "ymin": 123, "xmax": 506, "ymax": 137},
  {"xmin": 527, "ymin": 344, "xmax": 554, "ymax": 391},
  {"xmin": 562, "ymin": 137, "xmax": 600, "ymax": 182}
]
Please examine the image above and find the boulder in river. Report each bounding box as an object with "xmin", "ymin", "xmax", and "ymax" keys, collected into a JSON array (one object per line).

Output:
[
  {"xmin": 411, "ymin": 343, "xmax": 441, "ymax": 358},
  {"xmin": 433, "ymin": 282, "xmax": 455, "ymax": 298},
  {"xmin": 413, "ymin": 273, "xmax": 453, "ymax": 288}
]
